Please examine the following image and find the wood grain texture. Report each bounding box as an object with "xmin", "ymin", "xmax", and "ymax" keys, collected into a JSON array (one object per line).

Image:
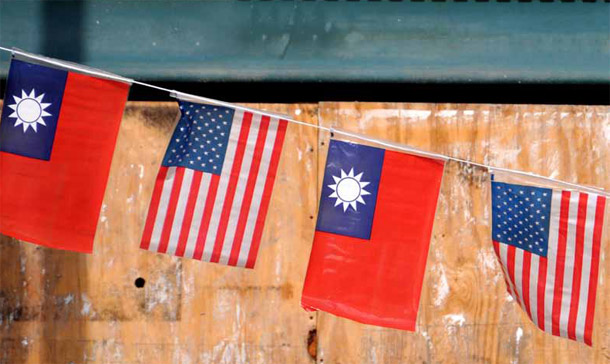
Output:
[
  {"xmin": 316, "ymin": 103, "xmax": 609, "ymax": 364},
  {"xmin": 0, "ymin": 101, "xmax": 608, "ymax": 364},
  {"xmin": 0, "ymin": 102, "xmax": 319, "ymax": 364}
]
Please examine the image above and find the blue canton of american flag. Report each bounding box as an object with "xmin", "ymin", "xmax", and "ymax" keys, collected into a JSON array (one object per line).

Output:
[
  {"xmin": 141, "ymin": 100, "xmax": 288, "ymax": 269},
  {"xmin": 492, "ymin": 182, "xmax": 552, "ymax": 256},
  {"xmin": 491, "ymin": 176, "xmax": 606, "ymax": 346},
  {"xmin": 162, "ymin": 102, "xmax": 232, "ymax": 174}
]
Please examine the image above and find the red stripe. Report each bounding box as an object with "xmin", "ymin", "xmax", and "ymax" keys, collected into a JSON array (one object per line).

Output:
[
  {"xmin": 584, "ymin": 196, "xmax": 605, "ymax": 346},
  {"xmin": 140, "ymin": 166, "xmax": 169, "ymax": 249},
  {"xmin": 227, "ymin": 116, "xmax": 270, "ymax": 266},
  {"xmin": 156, "ymin": 167, "xmax": 185, "ymax": 254},
  {"xmin": 174, "ymin": 171, "xmax": 203, "ymax": 257},
  {"xmin": 506, "ymin": 245, "xmax": 523, "ymax": 305},
  {"xmin": 245, "ymin": 119, "xmax": 288, "ymax": 268},
  {"xmin": 552, "ymin": 191, "xmax": 571, "ymax": 336},
  {"xmin": 522, "ymin": 251, "xmax": 532, "ymax": 319},
  {"xmin": 192, "ymin": 174, "xmax": 220, "ymax": 260},
  {"xmin": 537, "ymin": 255, "xmax": 548, "ymax": 330},
  {"xmin": 567, "ymin": 193, "xmax": 588, "ymax": 340},
  {"xmin": 210, "ymin": 112, "xmax": 253, "ymax": 263}
]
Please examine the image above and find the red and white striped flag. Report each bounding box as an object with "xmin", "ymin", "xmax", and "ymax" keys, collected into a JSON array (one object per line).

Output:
[
  {"xmin": 491, "ymin": 175, "xmax": 606, "ymax": 345},
  {"xmin": 140, "ymin": 100, "xmax": 287, "ymax": 268}
]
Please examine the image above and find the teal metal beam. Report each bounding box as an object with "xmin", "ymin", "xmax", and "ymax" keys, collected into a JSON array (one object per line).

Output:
[{"xmin": 1, "ymin": 1, "xmax": 609, "ymax": 83}]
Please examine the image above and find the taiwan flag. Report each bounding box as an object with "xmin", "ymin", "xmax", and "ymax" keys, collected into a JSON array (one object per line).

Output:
[
  {"xmin": 301, "ymin": 139, "xmax": 445, "ymax": 330},
  {"xmin": 0, "ymin": 56, "xmax": 130, "ymax": 252}
]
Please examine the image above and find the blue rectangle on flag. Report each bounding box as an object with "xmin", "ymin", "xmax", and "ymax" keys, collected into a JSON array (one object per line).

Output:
[
  {"xmin": 492, "ymin": 181, "xmax": 552, "ymax": 257},
  {"xmin": 162, "ymin": 100, "xmax": 234, "ymax": 175},
  {"xmin": 316, "ymin": 139, "xmax": 385, "ymax": 240},
  {"xmin": 0, "ymin": 59, "xmax": 67, "ymax": 161}
]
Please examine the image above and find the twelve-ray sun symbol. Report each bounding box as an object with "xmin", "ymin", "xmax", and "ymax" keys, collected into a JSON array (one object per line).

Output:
[
  {"xmin": 7, "ymin": 89, "xmax": 52, "ymax": 133},
  {"xmin": 328, "ymin": 168, "xmax": 371, "ymax": 212}
]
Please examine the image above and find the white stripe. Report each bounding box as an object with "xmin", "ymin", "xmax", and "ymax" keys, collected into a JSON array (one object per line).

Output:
[
  {"xmin": 559, "ymin": 192, "xmax": 580, "ymax": 337},
  {"xmin": 513, "ymin": 248, "xmax": 528, "ymax": 312},
  {"xmin": 218, "ymin": 114, "xmax": 262, "ymax": 265},
  {"xmin": 148, "ymin": 167, "xmax": 177, "ymax": 252},
  {"xmin": 202, "ymin": 110, "xmax": 245, "ymax": 262},
  {"xmin": 575, "ymin": 193, "xmax": 598, "ymax": 341},
  {"xmin": 183, "ymin": 173, "xmax": 211, "ymax": 259},
  {"xmin": 544, "ymin": 190, "xmax": 563, "ymax": 333},
  {"xmin": 529, "ymin": 253, "xmax": 540, "ymax": 326},
  {"xmin": 165, "ymin": 169, "xmax": 194, "ymax": 256},
  {"xmin": 236, "ymin": 118, "xmax": 280, "ymax": 267}
]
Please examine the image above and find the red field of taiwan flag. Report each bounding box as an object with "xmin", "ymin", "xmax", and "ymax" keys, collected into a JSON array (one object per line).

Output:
[
  {"xmin": 0, "ymin": 58, "xmax": 130, "ymax": 252},
  {"xmin": 302, "ymin": 139, "xmax": 445, "ymax": 330}
]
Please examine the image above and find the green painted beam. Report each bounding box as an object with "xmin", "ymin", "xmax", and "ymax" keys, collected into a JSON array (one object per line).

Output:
[{"xmin": 0, "ymin": 1, "xmax": 608, "ymax": 83}]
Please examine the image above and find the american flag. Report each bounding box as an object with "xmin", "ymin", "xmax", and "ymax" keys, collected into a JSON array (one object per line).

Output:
[
  {"xmin": 140, "ymin": 100, "xmax": 287, "ymax": 268},
  {"xmin": 491, "ymin": 177, "xmax": 606, "ymax": 345}
]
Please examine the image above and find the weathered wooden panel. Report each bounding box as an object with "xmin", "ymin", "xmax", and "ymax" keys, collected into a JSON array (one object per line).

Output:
[
  {"xmin": 0, "ymin": 101, "xmax": 608, "ymax": 364},
  {"xmin": 316, "ymin": 103, "xmax": 609, "ymax": 364},
  {"xmin": 0, "ymin": 102, "xmax": 319, "ymax": 364}
]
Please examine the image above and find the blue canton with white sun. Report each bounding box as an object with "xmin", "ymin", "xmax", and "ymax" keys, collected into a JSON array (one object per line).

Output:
[
  {"xmin": 162, "ymin": 101, "xmax": 234, "ymax": 175},
  {"xmin": 491, "ymin": 181, "xmax": 553, "ymax": 257}
]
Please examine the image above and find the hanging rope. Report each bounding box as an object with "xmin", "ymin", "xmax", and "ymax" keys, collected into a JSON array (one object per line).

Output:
[{"xmin": 0, "ymin": 46, "xmax": 607, "ymax": 197}]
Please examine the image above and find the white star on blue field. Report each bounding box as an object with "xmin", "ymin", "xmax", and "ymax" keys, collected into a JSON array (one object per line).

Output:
[{"xmin": 162, "ymin": 101, "xmax": 234, "ymax": 175}]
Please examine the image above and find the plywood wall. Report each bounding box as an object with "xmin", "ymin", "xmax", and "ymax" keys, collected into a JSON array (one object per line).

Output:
[{"xmin": 0, "ymin": 101, "xmax": 608, "ymax": 364}]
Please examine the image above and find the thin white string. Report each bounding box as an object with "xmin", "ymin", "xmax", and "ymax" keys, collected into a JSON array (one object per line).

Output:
[
  {"xmin": 330, "ymin": 128, "xmax": 449, "ymax": 162},
  {"xmin": 0, "ymin": 46, "xmax": 608, "ymax": 197},
  {"xmin": 330, "ymin": 128, "xmax": 609, "ymax": 196},
  {"xmin": 171, "ymin": 91, "xmax": 330, "ymax": 132},
  {"xmin": 2, "ymin": 47, "xmax": 133, "ymax": 84}
]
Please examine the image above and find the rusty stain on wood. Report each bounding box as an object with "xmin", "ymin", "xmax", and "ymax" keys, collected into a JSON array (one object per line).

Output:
[{"xmin": 0, "ymin": 101, "xmax": 608, "ymax": 364}]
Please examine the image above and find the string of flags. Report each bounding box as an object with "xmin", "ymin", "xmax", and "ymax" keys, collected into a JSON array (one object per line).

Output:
[{"xmin": 0, "ymin": 49, "xmax": 607, "ymax": 346}]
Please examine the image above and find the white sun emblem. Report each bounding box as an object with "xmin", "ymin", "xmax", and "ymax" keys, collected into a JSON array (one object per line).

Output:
[
  {"xmin": 328, "ymin": 168, "xmax": 371, "ymax": 212},
  {"xmin": 7, "ymin": 89, "xmax": 52, "ymax": 133}
]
